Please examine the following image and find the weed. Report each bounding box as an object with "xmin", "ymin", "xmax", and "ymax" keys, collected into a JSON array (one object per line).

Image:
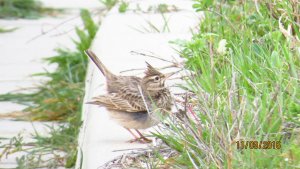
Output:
[
  {"xmin": 157, "ymin": 4, "xmax": 169, "ymax": 13},
  {"xmin": 118, "ymin": 1, "xmax": 128, "ymax": 13},
  {"xmin": 0, "ymin": 0, "xmax": 60, "ymax": 19},
  {"xmin": 0, "ymin": 26, "xmax": 17, "ymax": 33},
  {"xmin": 100, "ymin": 0, "xmax": 118, "ymax": 10}
]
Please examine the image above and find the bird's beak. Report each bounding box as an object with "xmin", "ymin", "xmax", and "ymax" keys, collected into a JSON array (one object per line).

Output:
[{"xmin": 164, "ymin": 71, "xmax": 177, "ymax": 79}]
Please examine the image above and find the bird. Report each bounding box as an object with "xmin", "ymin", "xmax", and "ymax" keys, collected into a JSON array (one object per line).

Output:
[{"xmin": 85, "ymin": 49, "xmax": 174, "ymax": 143}]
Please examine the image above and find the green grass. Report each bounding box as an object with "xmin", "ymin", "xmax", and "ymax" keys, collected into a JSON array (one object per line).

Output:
[
  {"xmin": 100, "ymin": 0, "xmax": 128, "ymax": 13},
  {"xmin": 0, "ymin": 0, "xmax": 61, "ymax": 19},
  {"xmin": 0, "ymin": 9, "xmax": 98, "ymax": 168},
  {"xmin": 118, "ymin": 1, "xmax": 129, "ymax": 13},
  {"xmin": 0, "ymin": 26, "xmax": 17, "ymax": 33},
  {"xmin": 154, "ymin": 0, "xmax": 300, "ymax": 168},
  {"xmin": 100, "ymin": 0, "xmax": 118, "ymax": 10}
]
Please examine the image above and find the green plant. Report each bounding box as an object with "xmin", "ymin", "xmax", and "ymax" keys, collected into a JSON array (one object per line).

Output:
[
  {"xmin": 100, "ymin": 0, "xmax": 118, "ymax": 10},
  {"xmin": 157, "ymin": 4, "xmax": 168, "ymax": 13},
  {"xmin": 155, "ymin": 0, "xmax": 300, "ymax": 168},
  {"xmin": 0, "ymin": 9, "xmax": 98, "ymax": 168},
  {"xmin": 0, "ymin": 26, "xmax": 17, "ymax": 33},
  {"xmin": 118, "ymin": 1, "xmax": 128, "ymax": 13},
  {"xmin": 0, "ymin": 0, "xmax": 59, "ymax": 19}
]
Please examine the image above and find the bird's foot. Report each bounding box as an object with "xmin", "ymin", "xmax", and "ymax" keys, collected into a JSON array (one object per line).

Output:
[{"xmin": 128, "ymin": 137, "xmax": 152, "ymax": 144}]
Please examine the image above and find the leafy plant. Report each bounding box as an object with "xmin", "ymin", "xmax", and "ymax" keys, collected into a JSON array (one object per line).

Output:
[
  {"xmin": 0, "ymin": 26, "xmax": 17, "ymax": 33},
  {"xmin": 157, "ymin": 4, "xmax": 169, "ymax": 13},
  {"xmin": 100, "ymin": 0, "xmax": 118, "ymax": 10},
  {"xmin": 0, "ymin": 0, "xmax": 59, "ymax": 19},
  {"xmin": 118, "ymin": 1, "xmax": 128, "ymax": 13}
]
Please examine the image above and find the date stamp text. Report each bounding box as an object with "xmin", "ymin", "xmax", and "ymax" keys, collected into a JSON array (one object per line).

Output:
[{"xmin": 236, "ymin": 140, "xmax": 281, "ymax": 149}]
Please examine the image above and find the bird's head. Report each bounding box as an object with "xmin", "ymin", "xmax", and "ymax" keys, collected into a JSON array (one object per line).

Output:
[{"xmin": 142, "ymin": 62, "xmax": 175, "ymax": 91}]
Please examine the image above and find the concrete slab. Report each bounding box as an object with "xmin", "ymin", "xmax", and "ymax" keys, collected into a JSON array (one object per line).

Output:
[
  {"xmin": 41, "ymin": 0, "xmax": 101, "ymax": 9},
  {"xmin": 77, "ymin": 0, "xmax": 200, "ymax": 168},
  {"xmin": 0, "ymin": 119, "xmax": 57, "ymax": 138},
  {"xmin": 0, "ymin": 102, "xmax": 27, "ymax": 114},
  {"xmin": 100, "ymin": 11, "xmax": 201, "ymax": 34}
]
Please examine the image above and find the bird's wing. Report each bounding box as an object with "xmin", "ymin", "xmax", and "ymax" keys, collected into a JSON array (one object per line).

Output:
[{"xmin": 88, "ymin": 89, "xmax": 147, "ymax": 112}]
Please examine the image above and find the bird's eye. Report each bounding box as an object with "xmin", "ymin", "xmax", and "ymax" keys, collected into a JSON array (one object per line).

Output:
[{"xmin": 154, "ymin": 76, "xmax": 160, "ymax": 81}]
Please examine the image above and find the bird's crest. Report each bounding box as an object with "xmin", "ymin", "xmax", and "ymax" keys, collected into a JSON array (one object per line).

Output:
[{"xmin": 145, "ymin": 62, "xmax": 162, "ymax": 76}]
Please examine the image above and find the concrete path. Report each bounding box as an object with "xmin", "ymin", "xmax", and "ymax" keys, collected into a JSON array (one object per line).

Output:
[
  {"xmin": 77, "ymin": 0, "xmax": 202, "ymax": 168},
  {"xmin": 0, "ymin": 0, "xmax": 102, "ymax": 168}
]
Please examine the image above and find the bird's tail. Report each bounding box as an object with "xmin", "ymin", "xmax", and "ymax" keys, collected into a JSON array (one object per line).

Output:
[{"xmin": 84, "ymin": 49, "xmax": 115, "ymax": 78}]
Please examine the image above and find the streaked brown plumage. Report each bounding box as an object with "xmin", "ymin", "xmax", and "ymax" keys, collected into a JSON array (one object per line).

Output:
[{"xmin": 85, "ymin": 49, "xmax": 174, "ymax": 142}]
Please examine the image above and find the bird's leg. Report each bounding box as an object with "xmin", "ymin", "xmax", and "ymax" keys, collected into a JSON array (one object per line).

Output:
[
  {"xmin": 125, "ymin": 128, "xmax": 151, "ymax": 143},
  {"xmin": 134, "ymin": 129, "xmax": 152, "ymax": 143},
  {"xmin": 125, "ymin": 128, "xmax": 139, "ymax": 139}
]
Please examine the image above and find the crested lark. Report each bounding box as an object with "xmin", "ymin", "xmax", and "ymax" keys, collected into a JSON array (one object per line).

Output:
[{"xmin": 85, "ymin": 49, "xmax": 174, "ymax": 142}]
